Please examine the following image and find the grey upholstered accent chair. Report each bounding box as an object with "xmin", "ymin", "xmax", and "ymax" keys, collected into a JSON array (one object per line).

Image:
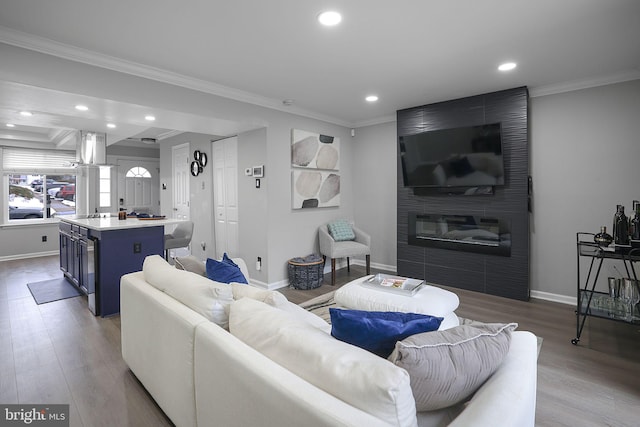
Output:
[
  {"xmin": 164, "ymin": 221, "xmax": 194, "ymax": 260},
  {"xmin": 318, "ymin": 222, "xmax": 371, "ymax": 286}
]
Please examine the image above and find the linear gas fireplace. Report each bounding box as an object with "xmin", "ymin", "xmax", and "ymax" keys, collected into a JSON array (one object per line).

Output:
[{"xmin": 409, "ymin": 213, "xmax": 511, "ymax": 257}]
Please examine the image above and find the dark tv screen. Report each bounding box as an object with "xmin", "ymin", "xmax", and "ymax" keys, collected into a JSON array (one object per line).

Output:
[{"xmin": 399, "ymin": 123, "xmax": 504, "ymax": 188}]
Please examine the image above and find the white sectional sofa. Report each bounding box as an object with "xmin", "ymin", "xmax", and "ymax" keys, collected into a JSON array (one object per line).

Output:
[{"xmin": 120, "ymin": 255, "xmax": 538, "ymax": 427}]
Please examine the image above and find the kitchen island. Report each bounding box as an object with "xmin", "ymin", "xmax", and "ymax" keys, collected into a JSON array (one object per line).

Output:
[{"xmin": 59, "ymin": 216, "xmax": 185, "ymax": 317}]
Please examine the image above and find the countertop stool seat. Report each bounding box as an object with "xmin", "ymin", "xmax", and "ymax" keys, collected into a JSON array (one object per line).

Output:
[{"xmin": 334, "ymin": 275, "xmax": 460, "ymax": 330}]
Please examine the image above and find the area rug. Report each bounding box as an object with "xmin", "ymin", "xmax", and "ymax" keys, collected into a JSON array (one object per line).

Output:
[
  {"xmin": 27, "ymin": 277, "xmax": 82, "ymax": 305},
  {"xmin": 299, "ymin": 290, "xmax": 543, "ymax": 355}
]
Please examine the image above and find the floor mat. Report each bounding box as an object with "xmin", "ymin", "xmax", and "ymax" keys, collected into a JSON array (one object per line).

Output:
[{"xmin": 27, "ymin": 277, "xmax": 82, "ymax": 305}]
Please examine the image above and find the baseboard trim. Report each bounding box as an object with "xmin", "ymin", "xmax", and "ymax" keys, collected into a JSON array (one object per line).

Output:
[
  {"xmin": 251, "ymin": 278, "xmax": 289, "ymax": 291},
  {"xmin": 530, "ymin": 290, "xmax": 575, "ymax": 306},
  {"xmin": 0, "ymin": 250, "xmax": 59, "ymax": 262},
  {"xmin": 350, "ymin": 259, "xmax": 396, "ymax": 273}
]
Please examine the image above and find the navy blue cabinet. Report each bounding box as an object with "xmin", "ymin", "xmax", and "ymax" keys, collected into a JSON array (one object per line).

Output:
[{"xmin": 60, "ymin": 220, "xmax": 165, "ymax": 316}]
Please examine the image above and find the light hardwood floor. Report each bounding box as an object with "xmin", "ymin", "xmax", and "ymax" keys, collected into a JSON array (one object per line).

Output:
[{"xmin": 1, "ymin": 256, "xmax": 639, "ymax": 426}]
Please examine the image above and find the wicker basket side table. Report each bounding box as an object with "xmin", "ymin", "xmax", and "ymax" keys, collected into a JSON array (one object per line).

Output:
[{"xmin": 288, "ymin": 255, "xmax": 324, "ymax": 290}]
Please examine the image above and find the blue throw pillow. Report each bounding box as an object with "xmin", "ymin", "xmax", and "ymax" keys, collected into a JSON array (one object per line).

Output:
[
  {"xmin": 328, "ymin": 219, "xmax": 355, "ymax": 241},
  {"xmin": 206, "ymin": 253, "xmax": 248, "ymax": 284},
  {"xmin": 330, "ymin": 308, "xmax": 443, "ymax": 358}
]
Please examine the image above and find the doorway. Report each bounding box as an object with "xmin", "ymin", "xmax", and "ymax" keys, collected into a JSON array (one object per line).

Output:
[{"xmin": 116, "ymin": 158, "xmax": 159, "ymax": 214}]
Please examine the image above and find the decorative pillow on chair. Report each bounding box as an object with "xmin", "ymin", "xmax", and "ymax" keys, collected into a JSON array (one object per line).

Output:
[
  {"xmin": 206, "ymin": 253, "xmax": 248, "ymax": 284},
  {"xmin": 329, "ymin": 308, "xmax": 443, "ymax": 358},
  {"xmin": 388, "ymin": 322, "xmax": 517, "ymax": 411},
  {"xmin": 327, "ymin": 219, "xmax": 355, "ymax": 241}
]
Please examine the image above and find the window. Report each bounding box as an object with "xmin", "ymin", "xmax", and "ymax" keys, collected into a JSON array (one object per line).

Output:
[
  {"xmin": 3, "ymin": 147, "xmax": 77, "ymax": 223},
  {"xmin": 126, "ymin": 166, "xmax": 151, "ymax": 178},
  {"xmin": 7, "ymin": 174, "xmax": 76, "ymax": 221}
]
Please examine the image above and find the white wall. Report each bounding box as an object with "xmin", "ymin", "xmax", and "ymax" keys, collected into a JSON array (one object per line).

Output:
[
  {"xmin": 530, "ymin": 79, "xmax": 640, "ymax": 299},
  {"xmin": 352, "ymin": 123, "xmax": 398, "ymax": 271}
]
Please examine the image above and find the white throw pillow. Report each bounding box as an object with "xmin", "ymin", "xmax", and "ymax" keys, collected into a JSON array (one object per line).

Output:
[
  {"xmin": 143, "ymin": 255, "xmax": 177, "ymax": 292},
  {"xmin": 143, "ymin": 254, "xmax": 233, "ymax": 328},
  {"xmin": 229, "ymin": 298, "xmax": 417, "ymax": 427},
  {"xmin": 230, "ymin": 284, "xmax": 330, "ymax": 332}
]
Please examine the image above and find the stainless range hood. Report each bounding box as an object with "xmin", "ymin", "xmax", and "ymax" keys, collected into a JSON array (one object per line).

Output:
[
  {"xmin": 75, "ymin": 131, "xmax": 109, "ymax": 218},
  {"xmin": 77, "ymin": 131, "xmax": 107, "ymax": 165}
]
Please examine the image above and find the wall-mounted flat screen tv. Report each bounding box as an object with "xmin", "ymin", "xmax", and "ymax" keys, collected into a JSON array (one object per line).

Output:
[{"xmin": 399, "ymin": 123, "xmax": 504, "ymax": 188}]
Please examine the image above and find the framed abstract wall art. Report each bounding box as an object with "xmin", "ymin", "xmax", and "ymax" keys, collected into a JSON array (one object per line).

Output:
[
  {"xmin": 292, "ymin": 170, "xmax": 340, "ymax": 209},
  {"xmin": 291, "ymin": 129, "xmax": 340, "ymax": 171}
]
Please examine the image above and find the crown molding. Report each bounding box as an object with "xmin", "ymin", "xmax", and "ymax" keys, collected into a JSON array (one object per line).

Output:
[
  {"xmin": 0, "ymin": 26, "xmax": 352, "ymax": 128},
  {"xmin": 353, "ymin": 114, "xmax": 396, "ymax": 129},
  {"xmin": 156, "ymin": 130, "xmax": 184, "ymax": 141},
  {"xmin": 529, "ymin": 69, "xmax": 640, "ymax": 98}
]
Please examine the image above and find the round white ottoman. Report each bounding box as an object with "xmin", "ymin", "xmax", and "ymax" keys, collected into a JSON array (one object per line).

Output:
[{"xmin": 334, "ymin": 275, "xmax": 460, "ymax": 330}]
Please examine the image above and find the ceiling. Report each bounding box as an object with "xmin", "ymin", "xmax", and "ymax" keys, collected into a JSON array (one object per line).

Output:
[{"xmin": 0, "ymin": 0, "xmax": 639, "ymax": 150}]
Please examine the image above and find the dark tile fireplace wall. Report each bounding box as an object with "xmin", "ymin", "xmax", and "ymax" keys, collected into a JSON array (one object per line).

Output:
[{"xmin": 397, "ymin": 87, "xmax": 529, "ymax": 301}]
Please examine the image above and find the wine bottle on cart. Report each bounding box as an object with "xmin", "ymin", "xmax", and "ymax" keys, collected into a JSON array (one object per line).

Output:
[
  {"xmin": 631, "ymin": 201, "xmax": 640, "ymax": 241},
  {"xmin": 613, "ymin": 204, "xmax": 629, "ymax": 245}
]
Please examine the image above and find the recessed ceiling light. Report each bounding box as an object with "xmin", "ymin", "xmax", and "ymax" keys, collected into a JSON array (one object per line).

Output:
[
  {"xmin": 106, "ymin": 123, "xmax": 116, "ymax": 129},
  {"xmin": 19, "ymin": 111, "xmax": 33, "ymax": 117},
  {"xmin": 365, "ymin": 95, "xmax": 379, "ymax": 102},
  {"xmin": 75, "ymin": 104, "xmax": 89, "ymax": 111},
  {"xmin": 144, "ymin": 115, "xmax": 156, "ymax": 121},
  {"xmin": 318, "ymin": 11, "xmax": 342, "ymax": 26},
  {"xmin": 6, "ymin": 123, "xmax": 15, "ymax": 127},
  {"xmin": 498, "ymin": 62, "xmax": 517, "ymax": 72}
]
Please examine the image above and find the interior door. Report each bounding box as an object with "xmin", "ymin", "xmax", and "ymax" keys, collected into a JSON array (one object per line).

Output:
[
  {"xmin": 172, "ymin": 143, "xmax": 190, "ymax": 220},
  {"xmin": 116, "ymin": 159, "xmax": 159, "ymax": 214},
  {"xmin": 171, "ymin": 143, "xmax": 191, "ymax": 258},
  {"xmin": 213, "ymin": 137, "xmax": 239, "ymax": 259}
]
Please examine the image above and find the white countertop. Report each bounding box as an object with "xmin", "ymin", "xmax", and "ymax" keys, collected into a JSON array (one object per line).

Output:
[{"xmin": 60, "ymin": 216, "xmax": 185, "ymax": 231}]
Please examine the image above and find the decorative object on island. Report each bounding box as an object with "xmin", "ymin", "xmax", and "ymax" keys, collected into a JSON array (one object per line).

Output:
[
  {"xmin": 594, "ymin": 226, "xmax": 613, "ymax": 247},
  {"xmin": 613, "ymin": 204, "xmax": 629, "ymax": 245}
]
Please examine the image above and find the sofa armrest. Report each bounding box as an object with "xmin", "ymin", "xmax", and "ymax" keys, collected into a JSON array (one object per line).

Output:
[
  {"xmin": 319, "ymin": 225, "xmax": 336, "ymax": 257},
  {"xmin": 121, "ymin": 272, "xmax": 207, "ymax": 427},
  {"xmin": 352, "ymin": 226, "xmax": 371, "ymax": 247},
  {"xmin": 447, "ymin": 331, "xmax": 538, "ymax": 427}
]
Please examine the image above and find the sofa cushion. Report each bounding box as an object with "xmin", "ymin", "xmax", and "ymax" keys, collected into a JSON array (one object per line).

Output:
[
  {"xmin": 206, "ymin": 254, "xmax": 248, "ymax": 284},
  {"xmin": 143, "ymin": 255, "xmax": 178, "ymax": 292},
  {"xmin": 230, "ymin": 284, "xmax": 330, "ymax": 332},
  {"xmin": 175, "ymin": 255, "xmax": 206, "ymax": 276},
  {"xmin": 388, "ymin": 322, "xmax": 517, "ymax": 411},
  {"xmin": 143, "ymin": 255, "xmax": 233, "ymax": 328},
  {"xmin": 327, "ymin": 219, "xmax": 355, "ymax": 241},
  {"xmin": 229, "ymin": 298, "xmax": 417, "ymax": 427},
  {"xmin": 329, "ymin": 308, "xmax": 442, "ymax": 357}
]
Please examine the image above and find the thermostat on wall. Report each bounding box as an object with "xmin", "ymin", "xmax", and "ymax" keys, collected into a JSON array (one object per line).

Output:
[{"xmin": 252, "ymin": 165, "xmax": 264, "ymax": 178}]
